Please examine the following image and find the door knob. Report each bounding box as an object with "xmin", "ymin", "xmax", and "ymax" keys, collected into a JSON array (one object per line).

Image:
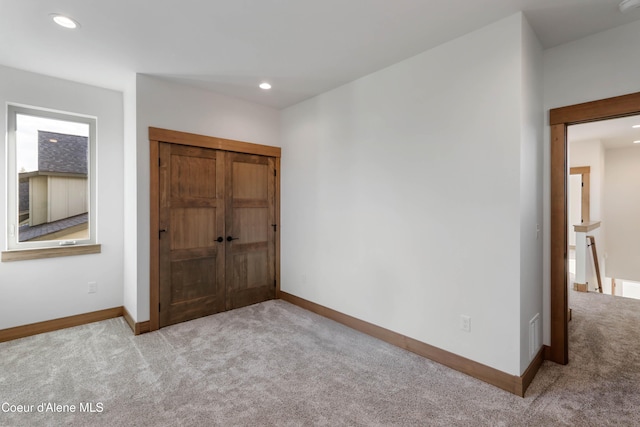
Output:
[
  {"xmin": 226, "ymin": 236, "xmax": 239, "ymax": 242},
  {"xmin": 215, "ymin": 236, "xmax": 224, "ymax": 243}
]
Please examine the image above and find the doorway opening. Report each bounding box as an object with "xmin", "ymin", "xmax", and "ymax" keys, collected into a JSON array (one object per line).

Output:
[
  {"xmin": 549, "ymin": 91, "xmax": 640, "ymax": 364},
  {"xmin": 567, "ymin": 116, "xmax": 640, "ymax": 298}
]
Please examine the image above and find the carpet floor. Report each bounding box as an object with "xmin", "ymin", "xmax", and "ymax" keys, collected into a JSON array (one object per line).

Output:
[{"xmin": 1, "ymin": 291, "xmax": 639, "ymax": 426}]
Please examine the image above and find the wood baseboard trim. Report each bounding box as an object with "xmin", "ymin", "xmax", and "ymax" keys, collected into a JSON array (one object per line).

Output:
[
  {"xmin": 280, "ymin": 291, "xmax": 540, "ymax": 397},
  {"xmin": 123, "ymin": 307, "xmax": 135, "ymax": 332},
  {"xmin": 543, "ymin": 344, "xmax": 552, "ymax": 361},
  {"xmin": 0, "ymin": 307, "xmax": 123, "ymax": 343},
  {"xmin": 136, "ymin": 320, "xmax": 151, "ymax": 335},
  {"xmin": 122, "ymin": 307, "xmax": 150, "ymax": 336},
  {"xmin": 518, "ymin": 347, "xmax": 545, "ymax": 397}
]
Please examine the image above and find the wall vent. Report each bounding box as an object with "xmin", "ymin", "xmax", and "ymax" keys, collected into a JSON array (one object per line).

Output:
[{"xmin": 529, "ymin": 313, "xmax": 541, "ymax": 359}]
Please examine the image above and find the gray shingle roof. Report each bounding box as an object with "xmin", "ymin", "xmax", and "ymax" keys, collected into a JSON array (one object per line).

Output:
[
  {"xmin": 18, "ymin": 212, "xmax": 88, "ymax": 242},
  {"xmin": 18, "ymin": 179, "xmax": 29, "ymax": 213},
  {"xmin": 38, "ymin": 131, "xmax": 88, "ymax": 175}
]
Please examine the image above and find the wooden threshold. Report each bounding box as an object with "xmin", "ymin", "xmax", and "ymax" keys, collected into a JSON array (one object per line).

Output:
[
  {"xmin": 123, "ymin": 307, "xmax": 151, "ymax": 336},
  {"xmin": 280, "ymin": 292, "xmax": 543, "ymax": 397},
  {"xmin": 0, "ymin": 307, "xmax": 123, "ymax": 343}
]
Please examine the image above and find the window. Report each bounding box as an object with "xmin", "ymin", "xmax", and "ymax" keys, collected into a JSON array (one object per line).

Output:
[{"xmin": 5, "ymin": 104, "xmax": 97, "ymax": 252}]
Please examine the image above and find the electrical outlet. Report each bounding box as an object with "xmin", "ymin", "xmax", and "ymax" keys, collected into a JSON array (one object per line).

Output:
[
  {"xmin": 88, "ymin": 282, "xmax": 97, "ymax": 294},
  {"xmin": 460, "ymin": 315, "xmax": 471, "ymax": 332}
]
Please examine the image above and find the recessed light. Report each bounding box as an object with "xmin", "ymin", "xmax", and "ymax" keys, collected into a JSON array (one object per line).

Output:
[
  {"xmin": 634, "ymin": 140, "xmax": 640, "ymax": 144},
  {"xmin": 51, "ymin": 14, "xmax": 80, "ymax": 29},
  {"xmin": 633, "ymin": 125, "xmax": 640, "ymax": 128},
  {"xmin": 259, "ymin": 82, "xmax": 272, "ymax": 90}
]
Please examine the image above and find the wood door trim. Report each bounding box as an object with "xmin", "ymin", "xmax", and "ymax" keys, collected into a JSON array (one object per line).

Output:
[
  {"xmin": 149, "ymin": 128, "xmax": 281, "ymax": 332},
  {"xmin": 150, "ymin": 139, "xmax": 160, "ymax": 331},
  {"xmin": 570, "ymin": 167, "xmax": 590, "ymax": 223},
  {"xmin": 550, "ymin": 92, "xmax": 640, "ymax": 125},
  {"xmin": 569, "ymin": 166, "xmax": 590, "ymax": 175},
  {"xmin": 275, "ymin": 157, "xmax": 281, "ymax": 298},
  {"xmin": 549, "ymin": 91, "xmax": 640, "ymax": 365},
  {"xmin": 149, "ymin": 127, "xmax": 281, "ymax": 158}
]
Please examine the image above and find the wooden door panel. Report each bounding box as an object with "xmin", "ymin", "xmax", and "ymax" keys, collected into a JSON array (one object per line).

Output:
[
  {"xmin": 228, "ymin": 250, "xmax": 274, "ymax": 307},
  {"xmin": 159, "ymin": 143, "xmax": 226, "ymax": 328},
  {"xmin": 170, "ymin": 207, "xmax": 218, "ymax": 250},
  {"xmin": 227, "ymin": 286, "xmax": 275, "ymax": 309},
  {"xmin": 226, "ymin": 153, "xmax": 276, "ymax": 310},
  {"xmin": 235, "ymin": 208, "xmax": 269, "ymax": 243},
  {"xmin": 245, "ymin": 251, "xmax": 270, "ymax": 288},
  {"xmin": 170, "ymin": 257, "xmax": 218, "ymax": 303},
  {"xmin": 170, "ymin": 151, "xmax": 217, "ymax": 199},
  {"xmin": 233, "ymin": 162, "xmax": 269, "ymax": 199},
  {"xmin": 229, "ymin": 251, "xmax": 270, "ymax": 289},
  {"xmin": 158, "ymin": 144, "xmax": 275, "ymax": 325}
]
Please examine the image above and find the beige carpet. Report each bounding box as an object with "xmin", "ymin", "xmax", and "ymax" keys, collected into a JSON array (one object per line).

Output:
[{"xmin": 1, "ymin": 291, "xmax": 639, "ymax": 426}]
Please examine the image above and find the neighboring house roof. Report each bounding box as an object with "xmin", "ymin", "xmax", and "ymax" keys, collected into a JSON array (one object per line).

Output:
[
  {"xmin": 18, "ymin": 180, "xmax": 29, "ymax": 213},
  {"xmin": 38, "ymin": 131, "xmax": 88, "ymax": 175},
  {"xmin": 18, "ymin": 212, "xmax": 88, "ymax": 242}
]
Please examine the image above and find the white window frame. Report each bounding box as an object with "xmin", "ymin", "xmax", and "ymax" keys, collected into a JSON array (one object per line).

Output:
[{"xmin": 6, "ymin": 104, "xmax": 97, "ymax": 251}]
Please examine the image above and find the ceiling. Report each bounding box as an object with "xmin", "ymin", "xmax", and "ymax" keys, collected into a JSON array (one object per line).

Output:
[
  {"xmin": 1, "ymin": 0, "xmax": 640, "ymax": 109},
  {"xmin": 569, "ymin": 115, "xmax": 640, "ymax": 150}
]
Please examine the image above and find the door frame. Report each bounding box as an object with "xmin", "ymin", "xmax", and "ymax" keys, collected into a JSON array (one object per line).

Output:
[
  {"xmin": 149, "ymin": 127, "xmax": 281, "ymax": 332},
  {"xmin": 569, "ymin": 166, "xmax": 590, "ymax": 227},
  {"xmin": 548, "ymin": 91, "xmax": 640, "ymax": 364}
]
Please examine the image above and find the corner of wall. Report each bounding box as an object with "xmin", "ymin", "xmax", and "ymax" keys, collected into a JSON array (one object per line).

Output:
[
  {"xmin": 123, "ymin": 73, "xmax": 138, "ymax": 321},
  {"xmin": 519, "ymin": 13, "xmax": 544, "ymax": 374}
]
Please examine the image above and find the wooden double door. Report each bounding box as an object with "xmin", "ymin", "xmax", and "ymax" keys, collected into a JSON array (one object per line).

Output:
[{"xmin": 158, "ymin": 142, "xmax": 276, "ymax": 327}]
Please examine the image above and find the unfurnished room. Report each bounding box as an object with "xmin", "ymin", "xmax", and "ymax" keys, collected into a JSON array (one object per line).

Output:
[{"xmin": 1, "ymin": 1, "xmax": 640, "ymax": 425}]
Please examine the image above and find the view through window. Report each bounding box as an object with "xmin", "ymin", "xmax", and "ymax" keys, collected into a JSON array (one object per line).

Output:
[{"xmin": 9, "ymin": 107, "xmax": 94, "ymax": 247}]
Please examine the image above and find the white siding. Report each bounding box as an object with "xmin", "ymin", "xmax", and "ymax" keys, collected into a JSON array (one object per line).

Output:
[
  {"xmin": 48, "ymin": 176, "xmax": 88, "ymax": 222},
  {"xmin": 29, "ymin": 175, "xmax": 48, "ymax": 226}
]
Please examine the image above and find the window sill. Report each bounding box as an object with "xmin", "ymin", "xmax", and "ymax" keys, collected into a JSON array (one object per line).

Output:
[{"xmin": 1, "ymin": 244, "xmax": 101, "ymax": 262}]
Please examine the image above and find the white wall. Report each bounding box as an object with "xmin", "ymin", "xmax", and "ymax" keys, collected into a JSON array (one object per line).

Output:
[
  {"xmin": 0, "ymin": 65, "xmax": 124, "ymax": 329},
  {"xmin": 519, "ymin": 16, "xmax": 543, "ymax": 373},
  {"xmin": 281, "ymin": 14, "xmax": 538, "ymax": 376},
  {"xmin": 131, "ymin": 75, "xmax": 280, "ymax": 322},
  {"xmin": 542, "ymin": 19, "xmax": 640, "ymax": 344},
  {"xmin": 604, "ymin": 146, "xmax": 640, "ymax": 282},
  {"xmin": 123, "ymin": 75, "xmax": 138, "ymax": 320},
  {"xmin": 569, "ymin": 139, "xmax": 604, "ymax": 221}
]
